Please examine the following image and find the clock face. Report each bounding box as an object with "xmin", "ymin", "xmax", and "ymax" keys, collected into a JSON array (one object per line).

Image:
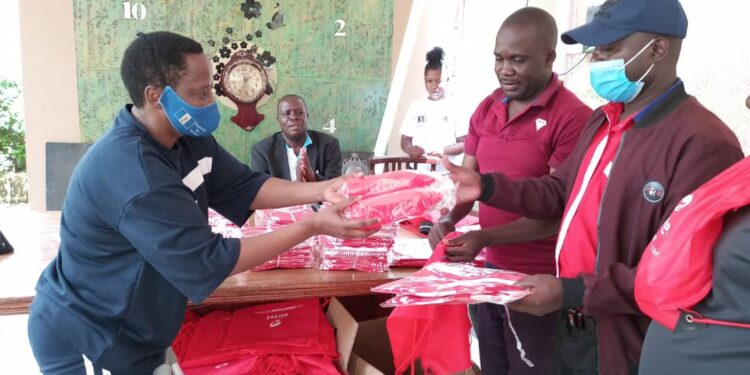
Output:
[{"xmin": 225, "ymin": 61, "xmax": 266, "ymax": 103}]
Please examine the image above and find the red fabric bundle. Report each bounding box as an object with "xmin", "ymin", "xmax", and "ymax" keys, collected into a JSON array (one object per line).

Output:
[
  {"xmin": 374, "ymin": 258, "xmax": 530, "ymax": 306},
  {"xmin": 242, "ymin": 226, "xmax": 316, "ymax": 272},
  {"xmin": 318, "ymin": 224, "xmax": 397, "ymax": 272},
  {"xmin": 339, "ymin": 171, "xmax": 454, "ymax": 227},
  {"xmin": 255, "ymin": 205, "xmax": 314, "ymax": 227},
  {"xmin": 208, "ymin": 213, "xmax": 316, "ymax": 271},
  {"xmin": 208, "ymin": 209, "xmax": 254, "ymax": 238},
  {"xmin": 636, "ymin": 157, "xmax": 750, "ymax": 330},
  {"xmin": 172, "ymin": 299, "xmax": 341, "ymax": 374},
  {"xmin": 389, "ymin": 238, "xmax": 432, "ymax": 268},
  {"xmin": 384, "ymin": 232, "xmax": 473, "ymax": 374},
  {"xmin": 342, "ymin": 171, "xmax": 436, "ymax": 197},
  {"xmin": 249, "ymin": 229, "xmax": 317, "ymax": 272},
  {"xmin": 318, "ymin": 236, "xmax": 391, "ymax": 272},
  {"xmin": 347, "ymin": 190, "xmax": 444, "ymax": 229}
]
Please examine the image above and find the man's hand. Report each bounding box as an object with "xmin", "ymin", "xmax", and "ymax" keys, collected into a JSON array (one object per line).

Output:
[
  {"xmin": 427, "ymin": 208, "xmax": 456, "ymax": 250},
  {"xmin": 426, "ymin": 151, "xmax": 443, "ymax": 157},
  {"xmin": 308, "ymin": 198, "xmax": 380, "ymax": 239},
  {"xmin": 296, "ymin": 148, "xmax": 316, "ymax": 182},
  {"xmin": 407, "ymin": 145, "xmax": 426, "ymax": 157},
  {"xmin": 444, "ymin": 230, "xmax": 488, "ymax": 262},
  {"xmin": 443, "ymin": 157, "xmax": 482, "ymax": 204},
  {"xmin": 507, "ymin": 274, "xmax": 563, "ymax": 316},
  {"xmin": 428, "ymin": 214, "xmax": 455, "ymax": 249}
]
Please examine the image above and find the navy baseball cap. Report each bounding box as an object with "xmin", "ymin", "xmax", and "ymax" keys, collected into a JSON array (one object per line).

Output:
[{"xmin": 561, "ymin": 0, "xmax": 688, "ymax": 46}]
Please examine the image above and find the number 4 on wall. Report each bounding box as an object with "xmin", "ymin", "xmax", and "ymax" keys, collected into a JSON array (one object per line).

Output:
[{"xmin": 322, "ymin": 119, "xmax": 336, "ymax": 134}]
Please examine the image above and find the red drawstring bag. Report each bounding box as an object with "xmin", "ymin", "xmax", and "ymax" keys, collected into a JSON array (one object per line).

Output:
[
  {"xmin": 172, "ymin": 298, "xmax": 341, "ymax": 374},
  {"xmin": 342, "ymin": 171, "xmax": 437, "ymax": 197},
  {"xmin": 635, "ymin": 157, "xmax": 750, "ymax": 331},
  {"xmin": 386, "ymin": 232, "xmax": 472, "ymax": 374},
  {"xmin": 339, "ymin": 171, "xmax": 455, "ymax": 229}
]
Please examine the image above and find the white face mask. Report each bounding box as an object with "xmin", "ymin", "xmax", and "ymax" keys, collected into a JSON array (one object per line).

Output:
[{"xmin": 589, "ymin": 39, "xmax": 656, "ymax": 103}]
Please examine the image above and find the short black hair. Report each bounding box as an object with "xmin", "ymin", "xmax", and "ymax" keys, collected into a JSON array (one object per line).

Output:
[
  {"xmin": 276, "ymin": 94, "xmax": 307, "ymax": 112},
  {"xmin": 120, "ymin": 31, "xmax": 204, "ymax": 107},
  {"xmin": 425, "ymin": 47, "xmax": 444, "ymax": 74}
]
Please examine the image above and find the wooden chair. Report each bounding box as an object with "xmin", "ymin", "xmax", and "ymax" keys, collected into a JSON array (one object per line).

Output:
[{"xmin": 367, "ymin": 156, "xmax": 437, "ymax": 174}]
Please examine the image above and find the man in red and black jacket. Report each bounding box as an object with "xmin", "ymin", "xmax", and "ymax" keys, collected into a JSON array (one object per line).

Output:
[{"xmin": 444, "ymin": 0, "xmax": 743, "ymax": 374}]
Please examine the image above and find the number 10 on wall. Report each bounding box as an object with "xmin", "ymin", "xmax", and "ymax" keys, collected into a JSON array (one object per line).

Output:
[{"xmin": 123, "ymin": 1, "xmax": 147, "ymax": 20}]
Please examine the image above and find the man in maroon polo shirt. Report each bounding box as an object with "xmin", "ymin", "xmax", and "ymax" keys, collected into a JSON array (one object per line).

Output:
[
  {"xmin": 444, "ymin": 0, "xmax": 743, "ymax": 374},
  {"xmin": 428, "ymin": 7, "xmax": 591, "ymax": 375}
]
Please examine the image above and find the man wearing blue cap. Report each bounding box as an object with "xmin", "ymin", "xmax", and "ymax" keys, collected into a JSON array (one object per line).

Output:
[{"xmin": 442, "ymin": 1, "xmax": 743, "ymax": 374}]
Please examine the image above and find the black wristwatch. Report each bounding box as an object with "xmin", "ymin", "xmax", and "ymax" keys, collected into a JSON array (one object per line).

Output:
[{"xmin": 478, "ymin": 173, "xmax": 495, "ymax": 203}]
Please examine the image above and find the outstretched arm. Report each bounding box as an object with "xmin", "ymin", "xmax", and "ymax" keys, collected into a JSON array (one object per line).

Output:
[{"xmin": 444, "ymin": 217, "xmax": 559, "ymax": 262}]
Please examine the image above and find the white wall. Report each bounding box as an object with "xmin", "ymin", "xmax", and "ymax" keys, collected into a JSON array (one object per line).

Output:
[
  {"xmin": 561, "ymin": 0, "xmax": 750, "ymax": 151},
  {"xmin": 0, "ymin": 0, "xmax": 23, "ymax": 82},
  {"xmin": 387, "ymin": 0, "xmax": 750, "ymax": 155},
  {"xmin": 386, "ymin": 0, "xmax": 581, "ymax": 155},
  {"xmin": 679, "ymin": 0, "xmax": 750, "ymax": 150}
]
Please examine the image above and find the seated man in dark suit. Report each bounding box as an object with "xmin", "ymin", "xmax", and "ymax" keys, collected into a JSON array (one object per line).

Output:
[{"xmin": 251, "ymin": 95, "xmax": 342, "ymax": 182}]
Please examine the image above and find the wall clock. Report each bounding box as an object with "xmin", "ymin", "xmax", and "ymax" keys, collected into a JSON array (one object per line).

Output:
[{"xmin": 215, "ymin": 44, "xmax": 277, "ymax": 131}]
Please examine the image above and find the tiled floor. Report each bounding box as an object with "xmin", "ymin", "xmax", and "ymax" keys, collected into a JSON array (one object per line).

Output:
[
  {"xmin": 0, "ymin": 314, "xmax": 39, "ymax": 373},
  {"xmin": 0, "ymin": 204, "xmax": 50, "ymax": 373}
]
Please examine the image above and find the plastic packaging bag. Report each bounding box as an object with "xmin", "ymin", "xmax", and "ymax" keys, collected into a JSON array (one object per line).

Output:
[
  {"xmin": 338, "ymin": 171, "xmax": 455, "ymax": 227},
  {"xmin": 318, "ymin": 224, "xmax": 397, "ymax": 272},
  {"xmin": 255, "ymin": 204, "xmax": 314, "ymax": 227}
]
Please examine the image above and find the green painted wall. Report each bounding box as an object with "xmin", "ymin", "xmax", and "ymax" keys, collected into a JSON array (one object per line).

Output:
[{"xmin": 73, "ymin": 0, "xmax": 392, "ymax": 163}]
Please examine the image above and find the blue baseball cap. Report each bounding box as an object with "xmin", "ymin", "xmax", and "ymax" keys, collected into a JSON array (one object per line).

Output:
[{"xmin": 561, "ymin": 0, "xmax": 688, "ymax": 46}]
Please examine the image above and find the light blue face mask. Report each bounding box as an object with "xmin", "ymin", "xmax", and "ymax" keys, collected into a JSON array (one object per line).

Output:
[
  {"xmin": 589, "ymin": 39, "xmax": 656, "ymax": 103},
  {"xmin": 158, "ymin": 85, "xmax": 220, "ymax": 137}
]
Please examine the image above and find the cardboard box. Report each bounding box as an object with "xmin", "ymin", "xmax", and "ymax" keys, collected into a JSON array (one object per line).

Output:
[
  {"xmin": 327, "ymin": 297, "xmax": 395, "ymax": 375},
  {"xmin": 327, "ymin": 297, "xmax": 480, "ymax": 375}
]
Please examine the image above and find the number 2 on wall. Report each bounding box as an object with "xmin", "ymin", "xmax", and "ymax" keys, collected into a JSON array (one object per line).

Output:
[
  {"xmin": 322, "ymin": 119, "xmax": 337, "ymax": 134},
  {"xmin": 334, "ymin": 20, "xmax": 346, "ymax": 36},
  {"xmin": 123, "ymin": 1, "xmax": 147, "ymax": 20}
]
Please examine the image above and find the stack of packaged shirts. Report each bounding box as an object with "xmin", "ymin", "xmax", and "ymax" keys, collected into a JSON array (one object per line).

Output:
[
  {"xmin": 207, "ymin": 208, "xmax": 252, "ymax": 238},
  {"xmin": 372, "ymin": 262, "xmax": 531, "ymax": 307},
  {"xmin": 389, "ymin": 237, "xmax": 432, "ymax": 268},
  {"xmin": 239, "ymin": 226, "xmax": 317, "ymax": 272},
  {"xmin": 208, "ymin": 210, "xmax": 316, "ymax": 271},
  {"xmin": 253, "ymin": 232, "xmax": 318, "ymax": 272},
  {"xmin": 318, "ymin": 224, "xmax": 397, "ymax": 272},
  {"xmin": 255, "ymin": 204, "xmax": 314, "ymax": 226}
]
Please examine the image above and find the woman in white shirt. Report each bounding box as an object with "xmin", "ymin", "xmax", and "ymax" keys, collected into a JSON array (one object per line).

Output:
[{"xmin": 400, "ymin": 47, "xmax": 465, "ymax": 167}]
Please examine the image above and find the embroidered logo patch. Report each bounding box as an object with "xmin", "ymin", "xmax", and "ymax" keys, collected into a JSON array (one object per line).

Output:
[
  {"xmin": 535, "ymin": 118, "xmax": 547, "ymax": 131},
  {"xmin": 643, "ymin": 181, "xmax": 666, "ymax": 203}
]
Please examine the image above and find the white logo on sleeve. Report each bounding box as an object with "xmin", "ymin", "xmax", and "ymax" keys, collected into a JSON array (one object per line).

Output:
[{"xmin": 535, "ymin": 118, "xmax": 547, "ymax": 131}]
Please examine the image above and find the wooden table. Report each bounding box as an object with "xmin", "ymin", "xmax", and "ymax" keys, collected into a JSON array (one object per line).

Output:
[{"xmin": 0, "ymin": 206, "xmax": 418, "ymax": 315}]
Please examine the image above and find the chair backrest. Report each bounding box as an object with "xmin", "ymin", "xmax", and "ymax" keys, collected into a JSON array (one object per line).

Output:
[{"xmin": 367, "ymin": 156, "xmax": 437, "ymax": 174}]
